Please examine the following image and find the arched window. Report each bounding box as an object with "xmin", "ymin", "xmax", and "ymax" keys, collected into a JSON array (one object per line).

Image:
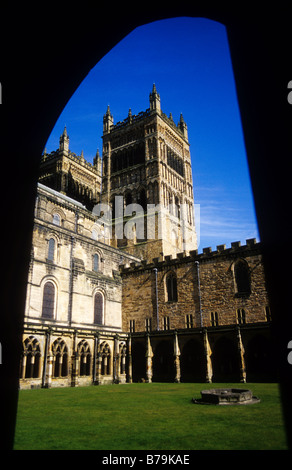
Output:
[
  {"xmin": 174, "ymin": 196, "xmax": 180, "ymax": 218},
  {"xmin": 41, "ymin": 281, "xmax": 55, "ymax": 319},
  {"xmin": 93, "ymin": 253, "xmax": 99, "ymax": 272},
  {"xmin": 21, "ymin": 336, "xmax": 41, "ymax": 379},
  {"xmin": 77, "ymin": 340, "xmax": 91, "ymax": 376},
  {"xmin": 111, "ymin": 196, "xmax": 116, "ymax": 219},
  {"xmin": 138, "ymin": 188, "xmax": 147, "ymax": 211},
  {"xmin": 48, "ymin": 237, "xmax": 55, "ymax": 261},
  {"xmin": 119, "ymin": 343, "xmax": 127, "ymax": 375},
  {"xmin": 92, "ymin": 229, "xmax": 98, "ymax": 240},
  {"xmin": 168, "ymin": 192, "xmax": 173, "ymax": 214},
  {"xmin": 234, "ymin": 259, "xmax": 251, "ymax": 295},
  {"xmin": 52, "ymin": 338, "xmax": 68, "ymax": 378},
  {"xmin": 94, "ymin": 292, "xmax": 104, "ymax": 325},
  {"xmin": 52, "ymin": 213, "xmax": 61, "ymax": 226},
  {"xmin": 166, "ymin": 272, "xmax": 178, "ymax": 302},
  {"xmin": 100, "ymin": 342, "xmax": 111, "ymax": 375}
]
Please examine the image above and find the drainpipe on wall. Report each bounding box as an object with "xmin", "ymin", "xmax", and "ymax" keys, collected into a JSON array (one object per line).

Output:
[
  {"xmin": 153, "ymin": 268, "xmax": 159, "ymax": 330},
  {"xmin": 195, "ymin": 261, "xmax": 203, "ymax": 328}
]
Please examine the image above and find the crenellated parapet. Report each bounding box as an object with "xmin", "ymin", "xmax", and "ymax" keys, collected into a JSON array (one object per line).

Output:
[
  {"xmin": 119, "ymin": 238, "xmax": 261, "ymax": 272},
  {"xmin": 41, "ymin": 148, "xmax": 100, "ymax": 174}
]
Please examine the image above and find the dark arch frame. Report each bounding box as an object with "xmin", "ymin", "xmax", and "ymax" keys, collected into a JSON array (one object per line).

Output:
[{"xmin": 1, "ymin": 6, "xmax": 292, "ymax": 448}]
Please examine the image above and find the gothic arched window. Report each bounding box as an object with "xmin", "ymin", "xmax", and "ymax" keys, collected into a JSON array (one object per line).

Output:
[
  {"xmin": 234, "ymin": 259, "xmax": 251, "ymax": 295},
  {"xmin": 137, "ymin": 188, "xmax": 146, "ymax": 211},
  {"xmin": 94, "ymin": 292, "xmax": 104, "ymax": 325},
  {"xmin": 77, "ymin": 340, "xmax": 91, "ymax": 376},
  {"xmin": 48, "ymin": 238, "xmax": 55, "ymax": 261},
  {"xmin": 41, "ymin": 281, "xmax": 56, "ymax": 319},
  {"xmin": 100, "ymin": 342, "xmax": 111, "ymax": 375},
  {"xmin": 52, "ymin": 338, "xmax": 68, "ymax": 378},
  {"xmin": 93, "ymin": 253, "xmax": 99, "ymax": 272},
  {"xmin": 119, "ymin": 343, "xmax": 127, "ymax": 375},
  {"xmin": 22, "ymin": 336, "xmax": 41, "ymax": 379},
  {"xmin": 166, "ymin": 272, "xmax": 178, "ymax": 302},
  {"xmin": 52, "ymin": 213, "xmax": 61, "ymax": 226}
]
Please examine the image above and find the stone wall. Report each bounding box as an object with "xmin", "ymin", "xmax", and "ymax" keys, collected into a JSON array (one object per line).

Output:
[
  {"xmin": 121, "ymin": 239, "xmax": 270, "ymax": 333},
  {"xmin": 25, "ymin": 184, "xmax": 140, "ymax": 331}
]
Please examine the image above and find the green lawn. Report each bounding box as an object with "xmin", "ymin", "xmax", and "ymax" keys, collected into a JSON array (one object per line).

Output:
[{"xmin": 13, "ymin": 382, "xmax": 288, "ymax": 450}]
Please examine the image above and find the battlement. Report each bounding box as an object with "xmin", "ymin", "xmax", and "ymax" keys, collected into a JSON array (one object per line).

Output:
[
  {"xmin": 41, "ymin": 149, "xmax": 99, "ymax": 173},
  {"xmin": 119, "ymin": 238, "xmax": 260, "ymax": 272},
  {"xmin": 106, "ymin": 85, "xmax": 188, "ymax": 142},
  {"xmin": 160, "ymin": 111, "xmax": 188, "ymax": 141},
  {"xmin": 108, "ymin": 108, "xmax": 187, "ymax": 141},
  {"xmin": 110, "ymin": 108, "xmax": 151, "ymax": 132}
]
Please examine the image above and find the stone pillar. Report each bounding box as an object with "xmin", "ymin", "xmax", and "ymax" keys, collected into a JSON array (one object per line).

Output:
[
  {"xmin": 71, "ymin": 330, "xmax": 79, "ymax": 387},
  {"xmin": 71, "ymin": 353, "xmax": 79, "ymax": 387},
  {"xmin": 21, "ymin": 355, "xmax": 27, "ymax": 379},
  {"xmin": 203, "ymin": 329, "xmax": 213, "ymax": 383},
  {"xmin": 93, "ymin": 335, "xmax": 98, "ymax": 384},
  {"xmin": 96, "ymin": 352, "xmax": 102, "ymax": 385},
  {"xmin": 145, "ymin": 334, "xmax": 153, "ymax": 383},
  {"xmin": 236, "ymin": 326, "xmax": 247, "ymax": 383},
  {"xmin": 121, "ymin": 354, "xmax": 126, "ymax": 375},
  {"xmin": 46, "ymin": 354, "xmax": 53, "ymax": 388},
  {"xmin": 42, "ymin": 329, "xmax": 51, "ymax": 388},
  {"xmin": 127, "ymin": 335, "xmax": 132, "ymax": 384},
  {"xmin": 173, "ymin": 331, "xmax": 181, "ymax": 383},
  {"xmin": 95, "ymin": 338, "xmax": 102, "ymax": 385},
  {"xmin": 113, "ymin": 335, "xmax": 120, "ymax": 384},
  {"xmin": 57, "ymin": 356, "xmax": 62, "ymax": 378}
]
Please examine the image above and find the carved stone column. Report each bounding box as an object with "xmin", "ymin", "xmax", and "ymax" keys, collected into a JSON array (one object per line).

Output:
[
  {"xmin": 203, "ymin": 329, "xmax": 213, "ymax": 383},
  {"xmin": 21, "ymin": 355, "xmax": 27, "ymax": 379},
  {"xmin": 173, "ymin": 331, "xmax": 181, "ymax": 383},
  {"xmin": 113, "ymin": 335, "xmax": 120, "ymax": 384},
  {"xmin": 145, "ymin": 334, "xmax": 153, "ymax": 383},
  {"xmin": 236, "ymin": 326, "xmax": 246, "ymax": 383},
  {"xmin": 95, "ymin": 338, "xmax": 102, "ymax": 385},
  {"xmin": 71, "ymin": 353, "xmax": 79, "ymax": 387},
  {"xmin": 46, "ymin": 354, "xmax": 53, "ymax": 388},
  {"xmin": 127, "ymin": 335, "xmax": 132, "ymax": 384}
]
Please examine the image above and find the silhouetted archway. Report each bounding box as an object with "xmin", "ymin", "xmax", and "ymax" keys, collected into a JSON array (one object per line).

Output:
[
  {"xmin": 180, "ymin": 338, "xmax": 205, "ymax": 382},
  {"xmin": 212, "ymin": 336, "xmax": 240, "ymax": 382},
  {"xmin": 2, "ymin": 6, "xmax": 292, "ymax": 450},
  {"xmin": 246, "ymin": 334, "xmax": 275, "ymax": 382},
  {"xmin": 132, "ymin": 341, "xmax": 146, "ymax": 382},
  {"xmin": 152, "ymin": 340, "xmax": 175, "ymax": 382}
]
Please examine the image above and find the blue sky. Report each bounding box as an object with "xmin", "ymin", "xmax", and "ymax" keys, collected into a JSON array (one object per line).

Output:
[{"xmin": 44, "ymin": 17, "xmax": 259, "ymax": 251}]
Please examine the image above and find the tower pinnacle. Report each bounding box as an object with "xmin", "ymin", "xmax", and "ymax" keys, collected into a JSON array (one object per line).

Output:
[
  {"xmin": 103, "ymin": 105, "xmax": 114, "ymax": 133},
  {"xmin": 178, "ymin": 113, "xmax": 188, "ymax": 139},
  {"xmin": 59, "ymin": 126, "xmax": 69, "ymax": 156},
  {"xmin": 149, "ymin": 84, "xmax": 161, "ymax": 113}
]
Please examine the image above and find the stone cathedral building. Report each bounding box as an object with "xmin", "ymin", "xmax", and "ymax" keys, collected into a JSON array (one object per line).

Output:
[{"xmin": 19, "ymin": 86, "xmax": 274, "ymax": 389}]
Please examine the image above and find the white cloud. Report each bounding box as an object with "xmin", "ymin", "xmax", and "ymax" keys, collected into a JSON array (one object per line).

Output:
[{"xmin": 195, "ymin": 195, "xmax": 260, "ymax": 251}]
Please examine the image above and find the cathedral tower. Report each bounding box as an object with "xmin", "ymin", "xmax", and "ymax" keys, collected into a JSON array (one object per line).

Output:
[
  {"xmin": 101, "ymin": 85, "xmax": 197, "ymax": 260},
  {"xmin": 39, "ymin": 127, "xmax": 102, "ymax": 210}
]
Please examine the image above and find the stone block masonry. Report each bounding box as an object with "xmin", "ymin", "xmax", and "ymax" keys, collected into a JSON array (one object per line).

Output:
[{"xmin": 121, "ymin": 239, "xmax": 269, "ymax": 333}]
